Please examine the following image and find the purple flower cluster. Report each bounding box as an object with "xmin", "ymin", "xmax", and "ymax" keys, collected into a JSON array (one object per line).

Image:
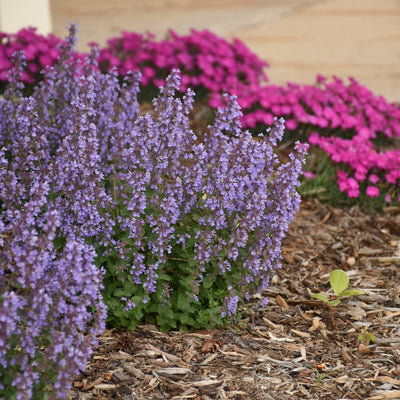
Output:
[
  {"xmin": 0, "ymin": 28, "xmax": 111, "ymax": 399},
  {"xmin": 1, "ymin": 28, "xmax": 305, "ymax": 393},
  {"xmin": 0, "ymin": 161, "xmax": 106, "ymax": 399},
  {"xmin": 194, "ymin": 96, "xmax": 307, "ymax": 311},
  {"xmin": 96, "ymin": 68, "xmax": 306, "ymax": 324}
]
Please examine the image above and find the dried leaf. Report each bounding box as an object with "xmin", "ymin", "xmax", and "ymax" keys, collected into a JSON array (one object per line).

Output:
[
  {"xmin": 201, "ymin": 339, "xmax": 223, "ymax": 353},
  {"xmin": 340, "ymin": 347, "xmax": 352, "ymax": 362},
  {"xmin": 358, "ymin": 343, "xmax": 371, "ymax": 355}
]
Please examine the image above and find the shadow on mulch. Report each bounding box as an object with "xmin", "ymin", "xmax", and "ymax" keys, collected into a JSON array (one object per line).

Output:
[{"xmin": 68, "ymin": 199, "xmax": 400, "ymax": 400}]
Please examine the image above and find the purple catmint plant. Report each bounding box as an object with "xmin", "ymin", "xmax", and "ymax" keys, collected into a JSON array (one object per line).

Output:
[
  {"xmin": 0, "ymin": 26, "xmax": 110, "ymax": 399},
  {"xmin": 0, "ymin": 157, "xmax": 106, "ymax": 399},
  {"xmin": 95, "ymin": 67, "xmax": 307, "ymax": 329},
  {"xmin": 1, "ymin": 28, "xmax": 306, "ymax": 399}
]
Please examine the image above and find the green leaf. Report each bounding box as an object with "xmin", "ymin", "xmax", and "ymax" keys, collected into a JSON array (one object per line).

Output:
[
  {"xmin": 177, "ymin": 290, "xmax": 189, "ymax": 311},
  {"xmin": 338, "ymin": 289, "xmax": 364, "ymax": 297},
  {"xmin": 329, "ymin": 299, "xmax": 340, "ymax": 307},
  {"xmin": 113, "ymin": 289, "xmax": 131, "ymax": 297},
  {"xmin": 128, "ymin": 319, "xmax": 139, "ymax": 331},
  {"xmin": 132, "ymin": 307, "xmax": 143, "ymax": 321},
  {"xmin": 238, "ymin": 247, "xmax": 249, "ymax": 258},
  {"xmin": 158, "ymin": 272, "xmax": 171, "ymax": 282},
  {"xmin": 203, "ymin": 275, "xmax": 214, "ymax": 289},
  {"xmin": 312, "ymin": 293, "xmax": 330, "ymax": 303},
  {"xmin": 178, "ymin": 313, "xmax": 197, "ymax": 327},
  {"xmin": 329, "ymin": 269, "xmax": 349, "ymax": 295}
]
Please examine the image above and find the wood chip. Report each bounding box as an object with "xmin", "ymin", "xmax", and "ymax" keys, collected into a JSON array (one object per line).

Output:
[
  {"xmin": 358, "ymin": 247, "xmax": 384, "ymax": 255},
  {"xmin": 366, "ymin": 391, "xmax": 400, "ymax": 399},
  {"xmin": 192, "ymin": 379, "xmax": 224, "ymax": 387},
  {"xmin": 347, "ymin": 256, "xmax": 356, "ymax": 266},
  {"xmin": 290, "ymin": 329, "xmax": 311, "ymax": 339},
  {"xmin": 340, "ymin": 346, "xmax": 352, "ymax": 362},
  {"xmin": 155, "ymin": 367, "xmax": 191, "ymax": 375},
  {"xmin": 358, "ymin": 343, "xmax": 371, "ymax": 355},
  {"xmin": 93, "ymin": 383, "xmax": 117, "ymax": 390},
  {"xmin": 366, "ymin": 376, "xmax": 400, "ymax": 385},
  {"xmin": 276, "ymin": 295, "xmax": 289, "ymax": 310}
]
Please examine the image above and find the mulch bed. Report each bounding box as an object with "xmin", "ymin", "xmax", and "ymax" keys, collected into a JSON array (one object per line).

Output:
[{"xmin": 67, "ymin": 199, "xmax": 400, "ymax": 400}]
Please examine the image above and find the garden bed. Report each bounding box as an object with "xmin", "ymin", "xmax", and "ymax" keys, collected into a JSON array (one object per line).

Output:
[
  {"xmin": 2, "ymin": 26, "xmax": 400, "ymax": 399},
  {"xmin": 67, "ymin": 199, "xmax": 400, "ymax": 400}
]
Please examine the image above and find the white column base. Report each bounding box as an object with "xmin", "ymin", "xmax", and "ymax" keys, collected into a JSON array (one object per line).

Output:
[{"xmin": 0, "ymin": 0, "xmax": 52, "ymax": 34}]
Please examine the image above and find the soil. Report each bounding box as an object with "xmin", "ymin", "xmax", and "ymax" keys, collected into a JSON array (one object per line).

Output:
[{"xmin": 66, "ymin": 198, "xmax": 400, "ymax": 400}]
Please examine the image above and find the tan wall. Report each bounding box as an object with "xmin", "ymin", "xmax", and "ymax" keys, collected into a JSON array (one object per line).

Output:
[
  {"xmin": 0, "ymin": 0, "xmax": 51, "ymax": 34},
  {"xmin": 50, "ymin": 0, "xmax": 400, "ymax": 103}
]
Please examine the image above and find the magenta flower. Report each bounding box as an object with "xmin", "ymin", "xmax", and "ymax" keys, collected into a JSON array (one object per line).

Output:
[
  {"xmin": 303, "ymin": 171, "xmax": 316, "ymax": 180},
  {"xmin": 368, "ymin": 174, "xmax": 380, "ymax": 184},
  {"xmin": 366, "ymin": 186, "xmax": 380, "ymax": 197}
]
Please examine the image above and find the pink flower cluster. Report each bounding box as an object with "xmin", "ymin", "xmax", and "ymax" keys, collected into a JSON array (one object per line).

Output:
[
  {"xmin": 217, "ymin": 75, "xmax": 400, "ymax": 202},
  {"xmin": 222, "ymin": 76, "xmax": 400, "ymax": 136},
  {"xmin": 96, "ymin": 29, "xmax": 269, "ymax": 94},
  {"xmin": 0, "ymin": 27, "xmax": 63, "ymax": 83},
  {"xmin": 310, "ymin": 133, "xmax": 400, "ymax": 201}
]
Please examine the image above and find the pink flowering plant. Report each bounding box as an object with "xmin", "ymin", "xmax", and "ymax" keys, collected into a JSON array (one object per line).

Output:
[
  {"xmin": 0, "ymin": 27, "xmax": 268, "ymax": 99},
  {"xmin": 0, "ymin": 27, "xmax": 64, "ymax": 92},
  {"xmin": 95, "ymin": 29, "xmax": 269, "ymax": 102},
  {"xmin": 0, "ymin": 27, "xmax": 86, "ymax": 95},
  {"xmin": 1, "ymin": 26, "xmax": 307, "ymax": 397},
  {"xmin": 229, "ymin": 76, "xmax": 400, "ymax": 208}
]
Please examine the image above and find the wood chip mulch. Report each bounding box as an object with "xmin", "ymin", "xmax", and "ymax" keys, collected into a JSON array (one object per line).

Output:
[{"xmin": 68, "ymin": 199, "xmax": 400, "ymax": 400}]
